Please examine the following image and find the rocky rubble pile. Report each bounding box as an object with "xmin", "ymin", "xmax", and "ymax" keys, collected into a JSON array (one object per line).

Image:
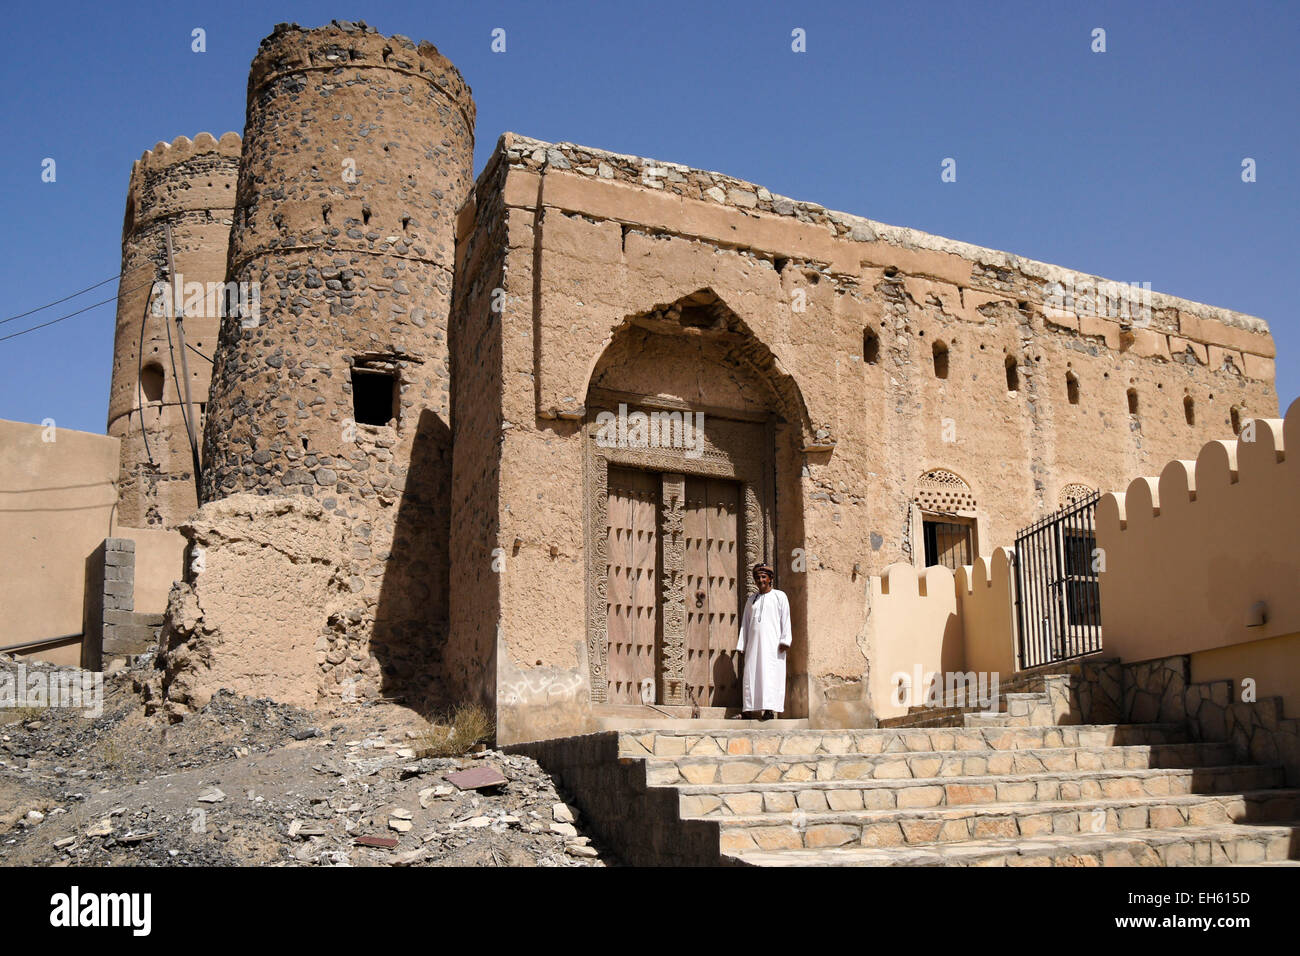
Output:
[{"xmin": 0, "ymin": 654, "xmax": 604, "ymax": 867}]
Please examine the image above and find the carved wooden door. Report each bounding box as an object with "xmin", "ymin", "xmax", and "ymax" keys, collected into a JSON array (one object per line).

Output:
[
  {"xmin": 605, "ymin": 467, "xmax": 660, "ymax": 704},
  {"xmin": 683, "ymin": 477, "xmax": 742, "ymax": 708}
]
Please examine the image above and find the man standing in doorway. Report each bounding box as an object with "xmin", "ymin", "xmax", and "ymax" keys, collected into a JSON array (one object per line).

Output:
[{"xmin": 736, "ymin": 563, "xmax": 792, "ymax": 720}]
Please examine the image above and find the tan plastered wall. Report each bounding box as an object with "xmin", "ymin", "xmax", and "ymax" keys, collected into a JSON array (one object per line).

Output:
[
  {"xmin": 156, "ymin": 495, "xmax": 352, "ymax": 713},
  {"xmin": 867, "ymin": 564, "xmax": 964, "ymax": 719},
  {"xmin": 1097, "ymin": 398, "xmax": 1300, "ymax": 667},
  {"xmin": 957, "ymin": 548, "xmax": 1019, "ymax": 676},
  {"xmin": 114, "ymin": 525, "xmax": 186, "ymax": 615},
  {"xmin": 0, "ymin": 420, "xmax": 118, "ymax": 652},
  {"xmin": 1190, "ymin": 632, "xmax": 1300, "ymax": 722}
]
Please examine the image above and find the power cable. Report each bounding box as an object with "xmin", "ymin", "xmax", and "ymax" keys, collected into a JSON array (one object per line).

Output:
[
  {"xmin": 0, "ymin": 275, "xmax": 158, "ymax": 344},
  {"xmin": 0, "ymin": 274, "xmax": 122, "ymax": 327}
]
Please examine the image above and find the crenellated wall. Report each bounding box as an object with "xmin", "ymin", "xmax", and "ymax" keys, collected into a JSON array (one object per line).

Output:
[
  {"xmin": 867, "ymin": 564, "xmax": 964, "ymax": 719},
  {"xmin": 1097, "ymin": 397, "xmax": 1300, "ymax": 708},
  {"xmin": 107, "ymin": 132, "xmax": 241, "ymax": 529},
  {"xmin": 956, "ymin": 549, "xmax": 1018, "ymax": 677}
]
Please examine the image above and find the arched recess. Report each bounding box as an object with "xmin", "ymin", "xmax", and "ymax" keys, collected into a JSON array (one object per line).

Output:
[
  {"xmin": 1059, "ymin": 483, "xmax": 1096, "ymax": 508},
  {"xmin": 582, "ymin": 289, "xmax": 811, "ymax": 715},
  {"xmin": 912, "ymin": 469, "xmax": 980, "ymax": 569}
]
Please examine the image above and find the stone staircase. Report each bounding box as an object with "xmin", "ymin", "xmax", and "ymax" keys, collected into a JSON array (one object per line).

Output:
[{"xmin": 509, "ymin": 721, "xmax": 1300, "ymax": 866}]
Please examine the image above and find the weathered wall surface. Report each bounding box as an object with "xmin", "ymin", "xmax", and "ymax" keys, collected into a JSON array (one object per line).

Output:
[
  {"xmin": 0, "ymin": 421, "xmax": 118, "ymax": 655},
  {"xmin": 107, "ymin": 132, "xmax": 241, "ymax": 529},
  {"xmin": 151, "ymin": 495, "xmax": 352, "ymax": 716},
  {"xmin": 455, "ymin": 132, "xmax": 1276, "ymax": 740},
  {"xmin": 197, "ymin": 21, "xmax": 476, "ymax": 712},
  {"xmin": 446, "ymin": 151, "xmax": 506, "ymax": 715},
  {"xmin": 1097, "ymin": 398, "xmax": 1299, "ymax": 664}
]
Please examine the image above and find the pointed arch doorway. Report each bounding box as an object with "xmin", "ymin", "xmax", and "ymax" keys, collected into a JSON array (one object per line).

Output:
[{"xmin": 581, "ymin": 290, "xmax": 807, "ymax": 713}]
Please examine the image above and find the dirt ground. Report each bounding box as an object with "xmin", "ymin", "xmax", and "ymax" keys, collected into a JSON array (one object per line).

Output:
[{"xmin": 0, "ymin": 654, "xmax": 604, "ymax": 867}]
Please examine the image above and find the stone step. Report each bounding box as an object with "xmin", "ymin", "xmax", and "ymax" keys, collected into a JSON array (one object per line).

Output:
[
  {"xmin": 645, "ymin": 742, "xmax": 1239, "ymax": 787},
  {"xmin": 676, "ymin": 764, "xmax": 1285, "ymax": 816},
  {"xmin": 620, "ymin": 722, "xmax": 1189, "ymax": 759},
  {"xmin": 712, "ymin": 789, "xmax": 1300, "ymax": 853},
  {"xmin": 880, "ymin": 674, "xmax": 1075, "ymax": 729},
  {"xmin": 725, "ymin": 821, "xmax": 1300, "ymax": 867}
]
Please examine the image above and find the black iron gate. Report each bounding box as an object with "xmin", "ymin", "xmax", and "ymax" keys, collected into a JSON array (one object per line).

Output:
[{"xmin": 1014, "ymin": 491, "xmax": 1103, "ymax": 668}]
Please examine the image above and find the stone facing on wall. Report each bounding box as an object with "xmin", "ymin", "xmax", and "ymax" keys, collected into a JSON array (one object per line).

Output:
[
  {"xmin": 81, "ymin": 538, "xmax": 164, "ymax": 671},
  {"xmin": 196, "ymin": 21, "xmax": 476, "ymax": 708},
  {"xmin": 108, "ymin": 132, "xmax": 241, "ymax": 529},
  {"xmin": 1118, "ymin": 656, "xmax": 1300, "ymax": 788}
]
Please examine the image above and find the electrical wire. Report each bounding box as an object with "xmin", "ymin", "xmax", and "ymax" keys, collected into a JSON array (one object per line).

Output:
[
  {"xmin": 0, "ymin": 275, "xmax": 158, "ymax": 344},
  {"xmin": 0, "ymin": 274, "xmax": 122, "ymax": 327}
]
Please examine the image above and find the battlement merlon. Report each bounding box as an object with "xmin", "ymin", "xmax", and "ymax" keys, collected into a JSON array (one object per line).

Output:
[
  {"xmin": 476, "ymin": 132, "xmax": 1275, "ymax": 371},
  {"xmin": 248, "ymin": 20, "xmax": 475, "ymax": 133},
  {"xmin": 122, "ymin": 132, "xmax": 241, "ymax": 245},
  {"xmin": 131, "ymin": 131, "xmax": 242, "ymax": 177}
]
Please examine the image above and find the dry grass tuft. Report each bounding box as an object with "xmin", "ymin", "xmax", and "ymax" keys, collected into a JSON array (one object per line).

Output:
[{"xmin": 416, "ymin": 702, "xmax": 495, "ymax": 757}]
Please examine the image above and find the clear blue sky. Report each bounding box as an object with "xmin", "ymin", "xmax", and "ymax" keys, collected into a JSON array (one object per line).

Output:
[{"xmin": 0, "ymin": 0, "xmax": 1295, "ymax": 434}]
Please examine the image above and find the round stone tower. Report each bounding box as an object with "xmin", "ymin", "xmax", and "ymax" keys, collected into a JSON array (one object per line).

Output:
[
  {"xmin": 200, "ymin": 21, "xmax": 476, "ymax": 702},
  {"xmin": 107, "ymin": 132, "xmax": 242, "ymax": 528}
]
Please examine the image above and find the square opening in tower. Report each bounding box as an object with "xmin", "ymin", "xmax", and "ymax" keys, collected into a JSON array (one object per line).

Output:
[{"xmin": 351, "ymin": 365, "xmax": 398, "ymax": 427}]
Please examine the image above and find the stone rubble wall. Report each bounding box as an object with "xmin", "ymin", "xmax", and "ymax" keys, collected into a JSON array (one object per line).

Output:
[
  {"xmin": 196, "ymin": 21, "xmax": 477, "ymax": 710},
  {"xmin": 1118, "ymin": 655, "xmax": 1300, "ymax": 787}
]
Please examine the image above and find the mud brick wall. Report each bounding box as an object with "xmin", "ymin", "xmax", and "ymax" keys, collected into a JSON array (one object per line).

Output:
[{"xmin": 447, "ymin": 149, "xmax": 508, "ymax": 712}]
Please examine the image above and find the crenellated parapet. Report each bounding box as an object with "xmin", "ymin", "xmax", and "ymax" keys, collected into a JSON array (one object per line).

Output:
[
  {"xmin": 122, "ymin": 132, "xmax": 241, "ymax": 239},
  {"xmin": 1097, "ymin": 397, "xmax": 1300, "ymax": 663}
]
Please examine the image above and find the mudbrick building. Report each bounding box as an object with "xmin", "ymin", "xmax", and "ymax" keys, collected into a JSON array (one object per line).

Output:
[{"xmin": 86, "ymin": 21, "xmax": 1280, "ymax": 745}]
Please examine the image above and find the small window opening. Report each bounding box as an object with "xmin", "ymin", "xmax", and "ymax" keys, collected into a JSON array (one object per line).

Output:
[
  {"xmin": 1184, "ymin": 395, "xmax": 1195, "ymax": 425},
  {"xmin": 864, "ymin": 329, "xmax": 880, "ymax": 365},
  {"xmin": 401, "ymin": 215, "xmax": 411, "ymax": 234},
  {"xmin": 1066, "ymin": 372, "xmax": 1080, "ymax": 406},
  {"xmin": 322, "ymin": 203, "xmax": 331, "ymax": 225},
  {"xmin": 141, "ymin": 363, "xmax": 164, "ymax": 403},
  {"xmin": 1127, "ymin": 388, "xmax": 1139, "ymax": 415},
  {"xmin": 361, "ymin": 204, "xmax": 372, "ymax": 226},
  {"xmin": 351, "ymin": 365, "xmax": 398, "ymax": 426},
  {"xmin": 1005, "ymin": 356, "xmax": 1019, "ymax": 392},
  {"xmin": 922, "ymin": 515, "xmax": 973, "ymax": 570},
  {"xmin": 1230, "ymin": 406, "xmax": 1242, "ymax": 435},
  {"xmin": 932, "ymin": 341, "xmax": 949, "ymax": 379}
]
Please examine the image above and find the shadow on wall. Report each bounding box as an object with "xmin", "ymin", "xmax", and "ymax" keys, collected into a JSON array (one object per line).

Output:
[{"xmin": 372, "ymin": 408, "xmax": 451, "ymax": 719}]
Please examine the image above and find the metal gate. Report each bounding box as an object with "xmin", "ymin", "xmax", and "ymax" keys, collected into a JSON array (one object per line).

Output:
[{"xmin": 1014, "ymin": 491, "xmax": 1103, "ymax": 668}]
